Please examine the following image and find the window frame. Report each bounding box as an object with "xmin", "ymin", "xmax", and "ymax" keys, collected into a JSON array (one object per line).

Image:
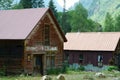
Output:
[{"xmin": 44, "ymin": 24, "xmax": 50, "ymax": 46}]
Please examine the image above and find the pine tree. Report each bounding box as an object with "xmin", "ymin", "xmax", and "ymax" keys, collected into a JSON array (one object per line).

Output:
[
  {"xmin": 61, "ymin": 0, "xmax": 71, "ymax": 34},
  {"xmin": 0, "ymin": 0, "xmax": 13, "ymax": 10},
  {"xmin": 114, "ymin": 14, "xmax": 120, "ymax": 31},
  {"xmin": 48, "ymin": 0, "xmax": 58, "ymax": 19},
  {"xmin": 71, "ymin": 2, "xmax": 89, "ymax": 32},
  {"xmin": 104, "ymin": 12, "xmax": 115, "ymax": 32},
  {"xmin": 32, "ymin": 0, "xmax": 45, "ymax": 8},
  {"xmin": 19, "ymin": 0, "xmax": 32, "ymax": 8}
]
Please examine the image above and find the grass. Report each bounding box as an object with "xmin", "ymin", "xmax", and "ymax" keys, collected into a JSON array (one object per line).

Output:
[{"xmin": 0, "ymin": 71, "xmax": 120, "ymax": 80}]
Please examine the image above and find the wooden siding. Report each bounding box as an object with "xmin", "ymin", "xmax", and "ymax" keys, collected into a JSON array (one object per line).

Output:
[
  {"xmin": 114, "ymin": 39, "xmax": 120, "ymax": 66},
  {"xmin": 0, "ymin": 40, "xmax": 24, "ymax": 74},
  {"xmin": 64, "ymin": 50, "xmax": 113, "ymax": 66},
  {"xmin": 24, "ymin": 14, "xmax": 64, "ymax": 74}
]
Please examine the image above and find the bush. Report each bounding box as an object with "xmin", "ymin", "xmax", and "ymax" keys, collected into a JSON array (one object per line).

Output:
[
  {"xmin": 108, "ymin": 66, "xmax": 118, "ymax": 71},
  {"xmin": 78, "ymin": 66, "xmax": 85, "ymax": 71},
  {"xmin": 47, "ymin": 68, "xmax": 62, "ymax": 75},
  {"xmin": 0, "ymin": 66, "xmax": 6, "ymax": 76},
  {"xmin": 61, "ymin": 61, "xmax": 68, "ymax": 73},
  {"xmin": 109, "ymin": 58, "xmax": 114, "ymax": 65}
]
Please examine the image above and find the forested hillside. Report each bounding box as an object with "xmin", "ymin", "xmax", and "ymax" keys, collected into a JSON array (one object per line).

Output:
[
  {"xmin": 0, "ymin": 0, "xmax": 120, "ymax": 33},
  {"xmin": 81, "ymin": 0, "xmax": 120, "ymax": 25}
]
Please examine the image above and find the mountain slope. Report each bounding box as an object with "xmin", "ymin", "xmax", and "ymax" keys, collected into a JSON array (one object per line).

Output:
[{"xmin": 80, "ymin": 0, "xmax": 120, "ymax": 25}]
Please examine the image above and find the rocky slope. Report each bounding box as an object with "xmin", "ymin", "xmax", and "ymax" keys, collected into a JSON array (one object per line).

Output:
[{"xmin": 80, "ymin": 0, "xmax": 120, "ymax": 24}]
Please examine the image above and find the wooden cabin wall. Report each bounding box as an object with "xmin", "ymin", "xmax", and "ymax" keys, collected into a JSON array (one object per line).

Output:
[
  {"xmin": 0, "ymin": 40, "xmax": 24, "ymax": 73},
  {"xmin": 64, "ymin": 50, "xmax": 113, "ymax": 66},
  {"xmin": 24, "ymin": 15, "xmax": 64, "ymax": 74},
  {"xmin": 114, "ymin": 39, "xmax": 120, "ymax": 66}
]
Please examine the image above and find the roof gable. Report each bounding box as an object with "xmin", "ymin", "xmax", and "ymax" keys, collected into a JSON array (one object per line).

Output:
[
  {"xmin": 0, "ymin": 8, "xmax": 67, "ymax": 42},
  {"xmin": 0, "ymin": 8, "xmax": 48, "ymax": 39},
  {"xmin": 64, "ymin": 32, "xmax": 120, "ymax": 51}
]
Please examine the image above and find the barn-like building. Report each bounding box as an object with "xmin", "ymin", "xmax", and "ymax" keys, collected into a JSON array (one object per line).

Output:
[
  {"xmin": 0, "ymin": 8, "xmax": 67, "ymax": 75},
  {"xmin": 64, "ymin": 32, "xmax": 120, "ymax": 67}
]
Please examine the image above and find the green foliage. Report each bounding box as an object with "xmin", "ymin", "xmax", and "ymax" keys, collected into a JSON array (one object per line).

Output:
[
  {"xmin": 47, "ymin": 61, "xmax": 68, "ymax": 75},
  {"xmin": 65, "ymin": 65, "xmax": 85, "ymax": 74},
  {"xmin": 32, "ymin": 0, "xmax": 45, "ymax": 8},
  {"xmin": 48, "ymin": 0, "xmax": 58, "ymax": 19},
  {"xmin": 78, "ymin": 66, "xmax": 85, "ymax": 71},
  {"xmin": 60, "ymin": 11, "xmax": 72, "ymax": 34},
  {"xmin": 47, "ymin": 68, "xmax": 62, "ymax": 75},
  {"xmin": 114, "ymin": 14, "xmax": 120, "ymax": 31},
  {"xmin": 107, "ymin": 66, "xmax": 118, "ymax": 71},
  {"xmin": 19, "ymin": 0, "xmax": 32, "ymax": 8},
  {"xmin": 89, "ymin": 0, "xmax": 120, "ymax": 25},
  {"xmin": 108, "ymin": 58, "xmax": 114, "ymax": 65},
  {"xmin": 0, "ymin": 0, "xmax": 13, "ymax": 10},
  {"xmin": 12, "ymin": 3, "xmax": 23, "ymax": 9},
  {"xmin": 104, "ymin": 12, "xmax": 115, "ymax": 32},
  {"xmin": 71, "ymin": 2, "xmax": 88, "ymax": 32},
  {"xmin": 13, "ymin": 0, "xmax": 45, "ymax": 9},
  {"xmin": 69, "ymin": 2, "xmax": 98, "ymax": 32},
  {"xmin": 0, "ymin": 66, "xmax": 6, "ymax": 76}
]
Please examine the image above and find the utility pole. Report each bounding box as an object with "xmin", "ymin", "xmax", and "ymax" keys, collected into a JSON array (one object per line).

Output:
[{"xmin": 62, "ymin": 0, "xmax": 66, "ymax": 33}]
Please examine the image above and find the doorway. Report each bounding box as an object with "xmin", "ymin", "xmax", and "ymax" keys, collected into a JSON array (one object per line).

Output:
[{"xmin": 34, "ymin": 54, "xmax": 43, "ymax": 75}]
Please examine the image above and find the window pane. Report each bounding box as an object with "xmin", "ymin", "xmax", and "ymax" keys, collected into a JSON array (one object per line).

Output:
[{"xmin": 44, "ymin": 25, "xmax": 50, "ymax": 45}]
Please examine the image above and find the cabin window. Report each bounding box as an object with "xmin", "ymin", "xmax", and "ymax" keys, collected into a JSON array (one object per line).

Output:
[
  {"xmin": 98, "ymin": 55, "xmax": 103, "ymax": 66},
  {"xmin": 51, "ymin": 56, "xmax": 55, "ymax": 67},
  {"xmin": 44, "ymin": 24, "xmax": 50, "ymax": 45},
  {"xmin": 46, "ymin": 56, "xmax": 50, "ymax": 68},
  {"xmin": 66, "ymin": 54, "xmax": 69, "ymax": 60},
  {"xmin": 79, "ymin": 54, "xmax": 84, "ymax": 64},
  {"xmin": 46, "ymin": 55, "xmax": 55, "ymax": 68}
]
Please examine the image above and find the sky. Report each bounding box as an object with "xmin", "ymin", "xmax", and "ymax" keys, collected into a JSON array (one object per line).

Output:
[
  {"xmin": 57, "ymin": 0, "xmax": 79, "ymax": 9},
  {"xmin": 14, "ymin": 0, "xmax": 79, "ymax": 10}
]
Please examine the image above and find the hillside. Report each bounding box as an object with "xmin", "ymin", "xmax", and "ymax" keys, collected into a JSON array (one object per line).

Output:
[{"xmin": 80, "ymin": 0, "xmax": 120, "ymax": 25}]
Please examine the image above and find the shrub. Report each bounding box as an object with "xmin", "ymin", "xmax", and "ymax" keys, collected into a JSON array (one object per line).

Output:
[
  {"xmin": 108, "ymin": 66, "xmax": 118, "ymax": 71},
  {"xmin": 61, "ymin": 61, "xmax": 68, "ymax": 73},
  {"xmin": 109, "ymin": 58, "xmax": 114, "ymax": 65},
  {"xmin": 78, "ymin": 66, "xmax": 85, "ymax": 71},
  {"xmin": 47, "ymin": 68, "xmax": 62, "ymax": 75},
  {"xmin": 0, "ymin": 66, "xmax": 6, "ymax": 76}
]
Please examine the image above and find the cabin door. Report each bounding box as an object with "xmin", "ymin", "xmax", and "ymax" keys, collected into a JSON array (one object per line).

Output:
[{"xmin": 34, "ymin": 54, "xmax": 43, "ymax": 75}]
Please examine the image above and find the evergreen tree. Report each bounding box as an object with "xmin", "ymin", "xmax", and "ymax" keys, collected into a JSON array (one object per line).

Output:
[
  {"xmin": 32, "ymin": 0, "xmax": 45, "ymax": 8},
  {"xmin": 0, "ymin": 0, "xmax": 13, "ymax": 10},
  {"xmin": 61, "ymin": 12, "xmax": 71, "ymax": 34},
  {"xmin": 12, "ymin": 3, "xmax": 23, "ymax": 9},
  {"xmin": 114, "ymin": 14, "xmax": 120, "ymax": 31},
  {"xmin": 60, "ymin": 0, "xmax": 71, "ymax": 34},
  {"xmin": 19, "ymin": 0, "xmax": 32, "ymax": 8},
  {"xmin": 48, "ymin": 0, "xmax": 58, "ymax": 19},
  {"xmin": 71, "ymin": 2, "xmax": 89, "ymax": 32},
  {"xmin": 104, "ymin": 12, "xmax": 115, "ymax": 32}
]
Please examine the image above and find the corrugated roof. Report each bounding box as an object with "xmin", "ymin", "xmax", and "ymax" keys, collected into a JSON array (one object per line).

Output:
[
  {"xmin": 0, "ymin": 8, "xmax": 48, "ymax": 39},
  {"xmin": 0, "ymin": 8, "xmax": 67, "ymax": 42},
  {"xmin": 64, "ymin": 32, "xmax": 120, "ymax": 51}
]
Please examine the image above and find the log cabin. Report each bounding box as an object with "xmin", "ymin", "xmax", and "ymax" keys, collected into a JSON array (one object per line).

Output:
[
  {"xmin": 64, "ymin": 32, "xmax": 120, "ymax": 67},
  {"xmin": 0, "ymin": 8, "xmax": 67, "ymax": 75}
]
